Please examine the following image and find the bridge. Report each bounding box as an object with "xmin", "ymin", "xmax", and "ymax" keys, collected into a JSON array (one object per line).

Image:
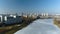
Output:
[{"xmin": 0, "ymin": 15, "xmax": 59, "ymax": 34}]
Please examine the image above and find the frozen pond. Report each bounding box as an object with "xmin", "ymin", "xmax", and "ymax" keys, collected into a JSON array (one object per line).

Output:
[{"xmin": 15, "ymin": 19, "xmax": 60, "ymax": 34}]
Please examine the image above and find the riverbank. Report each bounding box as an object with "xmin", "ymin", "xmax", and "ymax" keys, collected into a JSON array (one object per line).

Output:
[{"xmin": 0, "ymin": 16, "xmax": 36, "ymax": 34}]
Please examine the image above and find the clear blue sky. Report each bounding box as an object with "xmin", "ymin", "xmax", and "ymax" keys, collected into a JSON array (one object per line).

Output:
[{"xmin": 0, "ymin": 0, "xmax": 60, "ymax": 14}]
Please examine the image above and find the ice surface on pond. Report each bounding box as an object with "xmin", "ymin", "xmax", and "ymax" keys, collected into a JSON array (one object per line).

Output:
[{"xmin": 15, "ymin": 19, "xmax": 60, "ymax": 34}]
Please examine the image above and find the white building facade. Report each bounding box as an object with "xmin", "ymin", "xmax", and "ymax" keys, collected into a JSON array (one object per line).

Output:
[{"xmin": 0, "ymin": 14, "xmax": 17, "ymax": 23}]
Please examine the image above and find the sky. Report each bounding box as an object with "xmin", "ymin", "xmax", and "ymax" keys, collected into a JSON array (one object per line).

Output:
[
  {"xmin": 0, "ymin": 0, "xmax": 60, "ymax": 14},
  {"xmin": 15, "ymin": 19, "xmax": 60, "ymax": 34}
]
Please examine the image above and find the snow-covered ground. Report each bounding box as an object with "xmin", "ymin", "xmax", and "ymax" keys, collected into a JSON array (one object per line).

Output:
[{"xmin": 15, "ymin": 19, "xmax": 60, "ymax": 34}]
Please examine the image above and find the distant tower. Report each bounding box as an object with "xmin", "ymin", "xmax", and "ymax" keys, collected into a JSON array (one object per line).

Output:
[
  {"xmin": 22, "ymin": 12, "xmax": 24, "ymax": 17},
  {"xmin": 15, "ymin": 13, "xmax": 18, "ymax": 16}
]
